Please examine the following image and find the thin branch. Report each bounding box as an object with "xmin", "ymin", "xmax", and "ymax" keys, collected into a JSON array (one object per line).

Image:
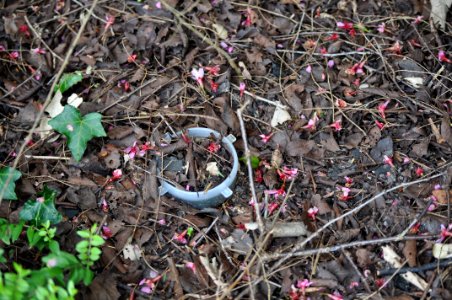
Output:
[
  {"xmin": 264, "ymin": 171, "xmax": 446, "ymax": 265},
  {"xmin": 377, "ymin": 258, "xmax": 452, "ymax": 276},
  {"xmin": 237, "ymin": 99, "xmax": 264, "ymax": 233}
]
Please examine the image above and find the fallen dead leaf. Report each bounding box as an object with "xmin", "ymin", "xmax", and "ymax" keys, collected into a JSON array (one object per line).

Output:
[
  {"xmin": 270, "ymin": 102, "xmax": 292, "ymax": 127},
  {"xmin": 432, "ymin": 189, "xmax": 452, "ymax": 204}
]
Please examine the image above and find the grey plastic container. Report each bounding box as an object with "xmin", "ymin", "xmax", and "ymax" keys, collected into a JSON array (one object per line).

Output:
[{"xmin": 158, "ymin": 127, "xmax": 238, "ymax": 209}]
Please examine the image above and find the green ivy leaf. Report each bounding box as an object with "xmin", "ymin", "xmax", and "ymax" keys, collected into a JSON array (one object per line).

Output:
[
  {"xmin": 54, "ymin": 71, "xmax": 83, "ymax": 93},
  {"xmin": 19, "ymin": 186, "xmax": 62, "ymax": 226},
  {"xmin": 0, "ymin": 167, "xmax": 21, "ymax": 200},
  {"xmin": 48, "ymin": 105, "xmax": 106, "ymax": 161}
]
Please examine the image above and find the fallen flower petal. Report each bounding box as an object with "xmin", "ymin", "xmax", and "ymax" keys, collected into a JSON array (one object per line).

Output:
[
  {"xmin": 307, "ymin": 207, "xmax": 319, "ymax": 220},
  {"xmin": 330, "ymin": 119, "xmax": 342, "ymax": 131},
  {"xmin": 239, "ymin": 82, "xmax": 246, "ymax": 97},
  {"xmin": 185, "ymin": 262, "xmax": 196, "ymax": 273},
  {"xmin": 377, "ymin": 23, "xmax": 385, "ymax": 33},
  {"xmin": 127, "ymin": 53, "xmax": 137, "ymax": 63},
  {"xmin": 205, "ymin": 65, "xmax": 220, "ymax": 76},
  {"xmin": 32, "ymin": 48, "xmax": 46, "ymax": 55},
  {"xmin": 438, "ymin": 50, "xmax": 452, "ymax": 63},
  {"xmin": 259, "ymin": 132, "xmax": 274, "ymax": 143},
  {"xmin": 437, "ymin": 224, "xmax": 452, "ymax": 243},
  {"xmin": 191, "ymin": 67, "xmax": 204, "ymax": 87},
  {"xmin": 207, "ymin": 142, "xmax": 221, "ymax": 153},
  {"xmin": 327, "ymin": 291, "xmax": 344, "ymax": 300},
  {"xmin": 415, "ymin": 167, "xmax": 424, "ymax": 177},
  {"xmin": 378, "ymin": 100, "xmax": 390, "ymax": 119},
  {"xmin": 327, "ymin": 59, "xmax": 335, "ymax": 68},
  {"xmin": 375, "ymin": 120, "xmax": 385, "ymax": 130},
  {"xmin": 173, "ymin": 229, "xmax": 188, "ymax": 244},
  {"xmin": 9, "ymin": 51, "xmax": 19, "ymax": 60},
  {"xmin": 385, "ymin": 41, "xmax": 402, "ymax": 55},
  {"xmin": 337, "ymin": 21, "xmax": 354, "ymax": 30},
  {"xmin": 296, "ymin": 279, "xmax": 312, "ymax": 291},
  {"xmin": 383, "ymin": 155, "xmax": 394, "ymax": 168}
]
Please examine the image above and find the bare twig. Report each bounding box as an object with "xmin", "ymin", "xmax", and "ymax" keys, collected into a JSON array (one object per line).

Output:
[
  {"xmin": 0, "ymin": 0, "xmax": 100, "ymax": 204},
  {"xmin": 377, "ymin": 258, "xmax": 452, "ymax": 276},
  {"xmin": 237, "ymin": 99, "xmax": 264, "ymax": 233},
  {"xmin": 264, "ymin": 171, "xmax": 446, "ymax": 265}
]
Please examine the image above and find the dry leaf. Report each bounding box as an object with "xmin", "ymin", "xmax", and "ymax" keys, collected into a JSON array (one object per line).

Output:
[
  {"xmin": 199, "ymin": 255, "xmax": 227, "ymax": 290},
  {"xmin": 206, "ymin": 162, "xmax": 221, "ymax": 176},
  {"xmin": 432, "ymin": 189, "xmax": 452, "ymax": 204},
  {"xmin": 46, "ymin": 91, "xmax": 83, "ymax": 118},
  {"xmin": 432, "ymin": 243, "xmax": 452, "ymax": 259},
  {"xmin": 123, "ymin": 243, "xmax": 142, "ymax": 261},
  {"xmin": 271, "ymin": 102, "xmax": 291, "ymax": 127},
  {"xmin": 212, "ymin": 23, "xmax": 228, "ymax": 40},
  {"xmin": 382, "ymin": 246, "xmax": 428, "ymax": 291},
  {"xmin": 431, "ymin": 0, "xmax": 452, "ymax": 29},
  {"xmin": 404, "ymin": 77, "xmax": 423, "ymax": 88}
]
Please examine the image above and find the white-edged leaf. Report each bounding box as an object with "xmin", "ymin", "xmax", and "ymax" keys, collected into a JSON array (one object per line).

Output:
[
  {"xmin": 271, "ymin": 102, "xmax": 291, "ymax": 127},
  {"xmin": 123, "ymin": 244, "xmax": 141, "ymax": 261},
  {"xmin": 431, "ymin": 0, "xmax": 452, "ymax": 29}
]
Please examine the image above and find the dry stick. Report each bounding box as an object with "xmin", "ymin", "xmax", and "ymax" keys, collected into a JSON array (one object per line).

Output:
[
  {"xmin": 160, "ymin": 0, "xmax": 243, "ymax": 81},
  {"xmin": 24, "ymin": 15, "xmax": 64, "ymax": 62},
  {"xmin": 0, "ymin": 0, "xmax": 100, "ymax": 204},
  {"xmin": 264, "ymin": 171, "xmax": 446, "ymax": 265},
  {"xmin": 377, "ymin": 258, "xmax": 452, "ymax": 277},
  {"xmin": 237, "ymin": 99, "xmax": 264, "ymax": 233}
]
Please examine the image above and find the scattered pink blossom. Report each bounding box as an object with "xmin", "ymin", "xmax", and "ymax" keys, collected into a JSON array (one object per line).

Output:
[
  {"xmin": 415, "ymin": 167, "xmax": 424, "ymax": 177},
  {"xmin": 335, "ymin": 99, "xmax": 347, "ymax": 108},
  {"xmin": 409, "ymin": 39, "xmax": 422, "ymax": 48},
  {"xmin": 305, "ymin": 64, "xmax": 312, "ymax": 73},
  {"xmin": 186, "ymin": 262, "xmax": 196, "ymax": 273},
  {"xmin": 155, "ymin": 1, "xmax": 162, "ymax": 9},
  {"xmin": 377, "ymin": 23, "xmax": 385, "ymax": 33},
  {"xmin": 277, "ymin": 166, "xmax": 298, "ymax": 181},
  {"xmin": 327, "ymin": 291, "xmax": 344, "ymax": 300},
  {"xmin": 296, "ymin": 279, "xmax": 312, "ymax": 292},
  {"xmin": 173, "ymin": 229, "xmax": 188, "ymax": 244},
  {"xmin": 378, "ymin": 100, "xmax": 390, "ymax": 119},
  {"xmin": 375, "ymin": 120, "xmax": 385, "ymax": 130},
  {"xmin": 118, "ymin": 79, "xmax": 130, "ymax": 92},
  {"xmin": 325, "ymin": 33, "xmax": 339, "ymax": 41},
  {"xmin": 158, "ymin": 218, "xmax": 166, "ymax": 225},
  {"xmin": 242, "ymin": 8, "xmax": 254, "ymax": 27},
  {"xmin": 337, "ymin": 186, "xmax": 351, "ymax": 201},
  {"xmin": 124, "ymin": 141, "xmax": 143, "ymax": 159},
  {"xmin": 19, "ymin": 24, "xmax": 30, "ymax": 37},
  {"xmin": 375, "ymin": 278, "xmax": 385, "ymax": 288},
  {"xmin": 337, "ymin": 21, "xmax": 354, "ymax": 30},
  {"xmin": 208, "ymin": 79, "xmax": 218, "ymax": 92},
  {"xmin": 345, "ymin": 61, "xmax": 365, "ymax": 75},
  {"xmin": 102, "ymin": 226, "xmax": 113, "ymax": 239},
  {"xmin": 0, "ymin": 45, "xmax": 5, "ymax": 52},
  {"xmin": 320, "ymin": 47, "xmax": 327, "ymax": 55},
  {"xmin": 434, "ymin": 184, "xmax": 442, "ymax": 190},
  {"xmin": 239, "ymin": 82, "xmax": 246, "ymax": 97},
  {"xmin": 438, "ymin": 50, "xmax": 452, "ymax": 63},
  {"xmin": 101, "ymin": 197, "xmax": 109, "ymax": 212},
  {"xmin": 207, "ymin": 142, "xmax": 221, "ymax": 153},
  {"xmin": 9, "ymin": 51, "xmax": 19, "ymax": 60},
  {"xmin": 220, "ymin": 41, "xmax": 234, "ymax": 53},
  {"xmin": 254, "ymin": 168, "xmax": 263, "ymax": 183},
  {"xmin": 105, "ymin": 14, "xmax": 115, "ymax": 30},
  {"xmin": 383, "ymin": 155, "xmax": 394, "ymax": 168},
  {"xmin": 36, "ymin": 197, "xmax": 44, "ymax": 203},
  {"xmin": 139, "ymin": 275, "xmax": 162, "ymax": 294},
  {"xmin": 349, "ymin": 281, "xmax": 360, "ymax": 289},
  {"xmin": 403, "ymin": 157, "xmax": 410, "ymax": 164},
  {"xmin": 111, "ymin": 169, "xmax": 122, "ymax": 181},
  {"xmin": 327, "ymin": 59, "xmax": 335, "ymax": 68},
  {"xmin": 330, "ymin": 119, "xmax": 342, "ymax": 131},
  {"xmin": 265, "ymin": 185, "xmax": 286, "ymax": 199},
  {"xmin": 385, "ymin": 41, "xmax": 402, "ymax": 55},
  {"xmin": 413, "ymin": 15, "xmax": 423, "ymax": 25},
  {"xmin": 32, "ymin": 47, "xmax": 46, "ymax": 55},
  {"xmin": 191, "ymin": 67, "xmax": 204, "ymax": 87},
  {"xmin": 205, "ymin": 65, "xmax": 220, "ymax": 76},
  {"xmin": 127, "ymin": 53, "xmax": 137, "ymax": 63},
  {"xmin": 437, "ymin": 224, "xmax": 452, "ymax": 243},
  {"xmin": 303, "ymin": 114, "xmax": 319, "ymax": 130},
  {"xmin": 307, "ymin": 207, "xmax": 319, "ymax": 220},
  {"xmin": 344, "ymin": 176, "xmax": 353, "ymax": 186},
  {"xmin": 267, "ymin": 202, "xmax": 279, "ymax": 215},
  {"xmin": 259, "ymin": 132, "xmax": 273, "ymax": 143}
]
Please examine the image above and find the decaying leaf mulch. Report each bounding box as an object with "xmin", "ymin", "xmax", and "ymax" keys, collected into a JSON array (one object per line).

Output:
[{"xmin": 1, "ymin": 0, "xmax": 452, "ymax": 299}]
